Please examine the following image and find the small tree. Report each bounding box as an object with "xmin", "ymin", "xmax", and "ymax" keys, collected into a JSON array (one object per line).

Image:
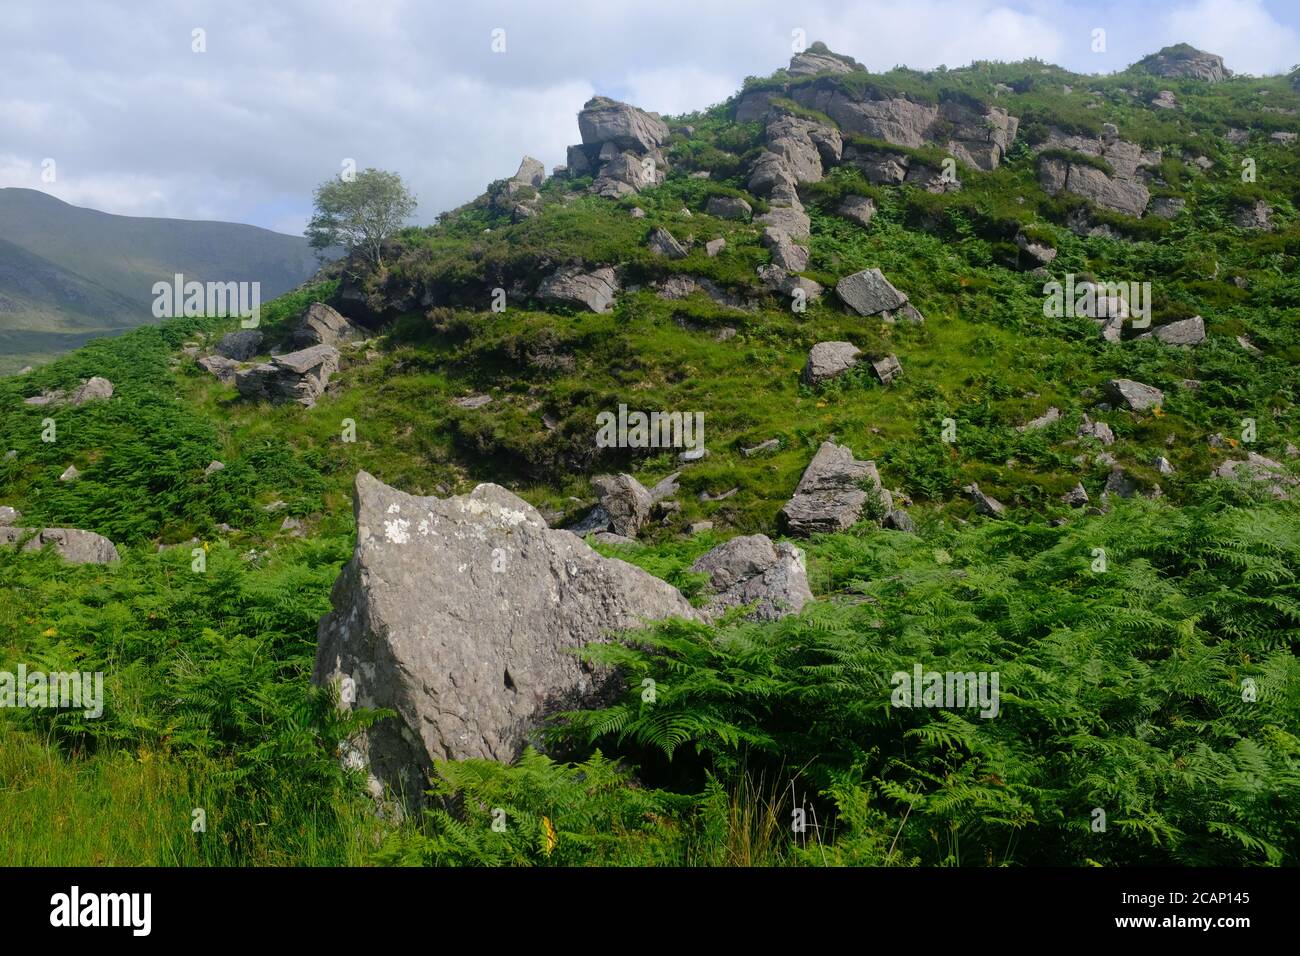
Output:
[{"xmin": 306, "ymin": 168, "xmax": 416, "ymax": 268}]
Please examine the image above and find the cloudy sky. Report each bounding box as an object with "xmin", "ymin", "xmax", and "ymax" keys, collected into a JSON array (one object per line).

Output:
[{"xmin": 2, "ymin": 0, "xmax": 1297, "ymax": 234}]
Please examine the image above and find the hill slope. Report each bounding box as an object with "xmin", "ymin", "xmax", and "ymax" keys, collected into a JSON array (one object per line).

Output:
[
  {"xmin": 0, "ymin": 188, "xmax": 322, "ymax": 373},
  {"xmin": 1, "ymin": 44, "xmax": 1298, "ymax": 867}
]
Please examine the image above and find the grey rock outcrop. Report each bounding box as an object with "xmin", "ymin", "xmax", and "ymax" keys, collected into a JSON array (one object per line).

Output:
[
  {"xmin": 569, "ymin": 96, "xmax": 669, "ymax": 197},
  {"xmin": 788, "ymin": 44, "xmax": 859, "ymax": 77},
  {"xmin": 513, "ymin": 155, "xmax": 546, "ymax": 188},
  {"xmin": 0, "ymin": 506, "xmax": 21, "ymax": 526},
  {"xmin": 780, "ymin": 441, "xmax": 886, "ymax": 536},
  {"xmin": 312, "ymin": 472, "xmax": 698, "ymax": 804},
  {"xmin": 1136, "ymin": 45, "xmax": 1231, "ymax": 83},
  {"xmin": 691, "ymin": 534, "xmax": 812, "ymax": 622},
  {"xmin": 578, "ymin": 95, "xmax": 669, "ymax": 153},
  {"xmin": 1, "ymin": 526, "xmax": 120, "ymax": 564},
  {"xmin": 1077, "ymin": 416, "xmax": 1115, "ymax": 445},
  {"xmin": 537, "ymin": 265, "xmax": 619, "ymax": 313},
  {"xmin": 1235, "ymin": 201, "xmax": 1273, "ymax": 231},
  {"xmin": 235, "ymin": 344, "xmax": 340, "ymax": 408},
  {"xmin": 1035, "ymin": 128, "xmax": 1160, "ymax": 217}
]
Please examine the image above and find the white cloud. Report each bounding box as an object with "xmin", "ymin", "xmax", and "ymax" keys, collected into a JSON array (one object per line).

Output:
[{"xmin": 1165, "ymin": 0, "xmax": 1299, "ymax": 74}]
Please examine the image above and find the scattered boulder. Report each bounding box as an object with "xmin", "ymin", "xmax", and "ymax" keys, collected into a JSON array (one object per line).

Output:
[
  {"xmin": 1015, "ymin": 232, "xmax": 1057, "ymax": 266},
  {"xmin": 70, "ymin": 376, "xmax": 114, "ymax": 406},
  {"xmin": 835, "ymin": 268, "xmax": 916, "ymax": 320},
  {"xmin": 803, "ymin": 341, "xmax": 861, "ymax": 384},
  {"xmin": 216, "ymin": 330, "xmax": 264, "ymax": 360},
  {"xmin": 691, "ymin": 534, "xmax": 812, "ymax": 622},
  {"xmin": 1, "ymin": 527, "xmax": 120, "ymax": 564},
  {"xmin": 1212, "ymin": 452, "xmax": 1297, "ymax": 499},
  {"xmin": 198, "ymin": 354, "xmax": 241, "ymax": 384},
  {"xmin": 512, "ymin": 155, "xmax": 546, "ymax": 188},
  {"xmin": 838, "ymin": 195, "xmax": 876, "ymax": 227},
  {"xmin": 1018, "ymin": 407, "xmax": 1061, "ymax": 432},
  {"xmin": 1102, "ymin": 468, "xmax": 1140, "ymax": 499},
  {"xmin": 204, "ymin": 460, "xmax": 225, "ymax": 477},
  {"xmin": 882, "ymin": 509, "xmax": 917, "ymax": 532},
  {"xmin": 705, "ymin": 237, "xmax": 726, "ymax": 257},
  {"xmin": 452, "ymin": 394, "xmax": 492, "ymax": 409},
  {"xmin": 0, "ymin": 506, "xmax": 21, "ymax": 526},
  {"xmin": 1151, "ymin": 90, "xmax": 1178, "ymax": 110},
  {"xmin": 741, "ymin": 438, "xmax": 780, "ymax": 457},
  {"xmin": 294, "ymin": 303, "xmax": 360, "ymax": 348},
  {"xmin": 1105, "ymin": 378, "xmax": 1164, "ymax": 411},
  {"xmin": 1077, "ymin": 416, "xmax": 1115, "ymax": 445},
  {"xmin": 705, "ymin": 195, "xmax": 752, "ymax": 220},
  {"xmin": 592, "ymin": 474, "xmax": 653, "ymax": 538},
  {"xmin": 23, "ymin": 389, "xmax": 65, "ymax": 407},
  {"xmin": 1234, "ymin": 200, "xmax": 1273, "ymax": 231},
  {"xmin": 235, "ymin": 344, "xmax": 340, "ymax": 408},
  {"xmin": 537, "ymin": 266, "xmax": 619, "ymax": 313},
  {"xmin": 963, "ymin": 483, "xmax": 1005, "ymax": 516},
  {"xmin": 59, "ymin": 465, "xmax": 80, "ymax": 482},
  {"xmin": 647, "ymin": 226, "xmax": 688, "ymax": 259},
  {"xmin": 1155, "ymin": 456, "xmax": 1175, "ymax": 475},
  {"xmin": 1062, "ymin": 482, "xmax": 1090, "ymax": 507},
  {"xmin": 312, "ymin": 472, "xmax": 698, "ymax": 804},
  {"xmin": 780, "ymin": 441, "xmax": 886, "ymax": 536},
  {"xmin": 761, "ymin": 228, "xmax": 809, "ymax": 271},
  {"xmin": 870, "ymin": 354, "xmax": 903, "ymax": 386},
  {"xmin": 1149, "ymin": 197, "xmax": 1186, "ymax": 219},
  {"xmin": 1136, "ymin": 315, "xmax": 1205, "ymax": 346}
]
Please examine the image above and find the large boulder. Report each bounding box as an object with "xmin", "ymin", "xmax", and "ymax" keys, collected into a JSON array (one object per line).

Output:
[
  {"xmin": 294, "ymin": 302, "xmax": 361, "ymax": 348},
  {"xmin": 312, "ymin": 472, "xmax": 698, "ymax": 803},
  {"xmin": 780, "ymin": 441, "xmax": 886, "ymax": 536},
  {"xmin": 647, "ymin": 226, "xmax": 687, "ymax": 259},
  {"xmin": 578, "ymin": 96, "xmax": 669, "ymax": 152},
  {"xmin": 1, "ymin": 527, "xmax": 120, "ymax": 564},
  {"xmin": 234, "ymin": 344, "xmax": 340, "ymax": 408},
  {"xmin": 537, "ymin": 266, "xmax": 619, "ymax": 313},
  {"xmin": 198, "ymin": 354, "xmax": 240, "ymax": 384},
  {"xmin": 691, "ymin": 534, "xmax": 812, "ymax": 621}
]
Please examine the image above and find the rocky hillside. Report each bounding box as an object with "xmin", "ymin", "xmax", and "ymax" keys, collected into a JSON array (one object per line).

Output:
[{"xmin": 2, "ymin": 43, "xmax": 1299, "ymax": 867}]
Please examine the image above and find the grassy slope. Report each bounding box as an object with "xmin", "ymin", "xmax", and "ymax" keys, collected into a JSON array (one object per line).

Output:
[{"xmin": 1, "ymin": 56, "xmax": 1298, "ymax": 866}]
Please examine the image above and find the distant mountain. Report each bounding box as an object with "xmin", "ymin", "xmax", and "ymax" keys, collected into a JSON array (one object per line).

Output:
[{"xmin": 0, "ymin": 188, "xmax": 322, "ymax": 373}]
